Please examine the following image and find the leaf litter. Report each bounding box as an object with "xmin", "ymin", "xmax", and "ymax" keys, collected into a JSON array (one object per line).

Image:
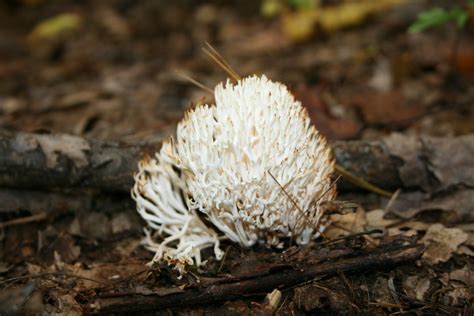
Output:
[{"xmin": 0, "ymin": 0, "xmax": 473, "ymax": 314}]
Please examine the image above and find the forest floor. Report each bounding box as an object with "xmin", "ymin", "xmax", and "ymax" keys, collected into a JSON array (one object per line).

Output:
[{"xmin": 0, "ymin": 0, "xmax": 473, "ymax": 314}]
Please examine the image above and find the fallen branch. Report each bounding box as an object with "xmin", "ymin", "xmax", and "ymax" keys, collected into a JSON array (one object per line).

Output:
[
  {"xmin": 89, "ymin": 240, "xmax": 424, "ymax": 314},
  {"xmin": 0, "ymin": 188, "xmax": 133, "ymax": 215},
  {"xmin": 333, "ymin": 133, "xmax": 474, "ymax": 193},
  {"xmin": 0, "ymin": 130, "xmax": 472, "ymax": 194},
  {"xmin": 0, "ymin": 129, "xmax": 158, "ymax": 193},
  {"xmin": 0, "ymin": 211, "xmax": 47, "ymax": 229}
]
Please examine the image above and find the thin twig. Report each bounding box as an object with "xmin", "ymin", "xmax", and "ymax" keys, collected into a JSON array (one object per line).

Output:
[
  {"xmin": 218, "ymin": 246, "xmax": 231, "ymax": 273},
  {"xmin": 335, "ymin": 164, "xmax": 393, "ymax": 197},
  {"xmin": 315, "ymin": 229, "xmax": 383, "ymax": 247},
  {"xmin": 203, "ymin": 42, "xmax": 241, "ymax": 81},
  {"xmin": 267, "ymin": 170, "xmax": 305, "ymax": 215},
  {"xmin": 292, "ymin": 175, "xmax": 341, "ymax": 239},
  {"xmin": 384, "ymin": 188, "xmax": 401, "ymax": 215},
  {"xmin": 175, "ymin": 71, "xmax": 214, "ymax": 94},
  {"xmin": 314, "ymin": 175, "xmax": 341, "ymax": 206},
  {"xmin": 93, "ymin": 243, "xmax": 424, "ymax": 314},
  {"xmin": 0, "ymin": 212, "xmax": 48, "ymax": 229}
]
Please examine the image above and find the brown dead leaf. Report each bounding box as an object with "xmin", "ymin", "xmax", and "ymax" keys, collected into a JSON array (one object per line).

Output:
[
  {"xmin": 403, "ymin": 275, "xmax": 431, "ymax": 301},
  {"xmin": 57, "ymin": 90, "xmax": 99, "ymax": 110},
  {"xmin": 372, "ymin": 277, "xmax": 395, "ymax": 305},
  {"xmin": 365, "ymin": 209, "xmax": 426, "ymax": 236},
  {"xmin": 325, "ymin": 208, "xmax": 367, "ymax": 239},
  {"xmin": 439, "ymin": 284, "xmax": 470, "ymax": 306},
  {"xmin": 420, "ymin": 224, "xmax": 468, "ymax": 264},
  {"xmin": 35, "ymin": 134, "xmax": 90, "ymax": 168},
  {"xmin": 389, "ymin": 189, "xmax": 474, "ymax": 223},
  {"xmin": 53, "ymin": 292, "xmax": 82, "ymax": 315},
  {"xmin": 387, "ymin": 220, "xmax": 429, "ymax": 237},
  {"xmin": 384, "ymin": 134, "xmax": 429, "ymax": 190},
  {"xmin": 384, "ymin": 133, "xmax": 474, "ymax": 195},
  {"xmin": 293, "ymin": 283, "xmax": 353, "ymax": 313},
  {"xmin": 293, "ymin": 285, "xmax": 329, "ymax": 311},
  {"xmin": 425, "ymin": 135, "xmax": 474, "ymax": 190},
  {"xmin": 387, "ymin": 227, "xmax": 417, "ymax": 238},
  {"xmin": 365, "ymin": 209, "xmax": 397, "ymax": 228},
  {"xmin": 462, "ymin": 230, "xmax": 474, "ymax": 246},
  {"xmin": 26, "ymin": 262, "xmax": 43, "ymax": 275},
  {"xmin": 449, "ymin": 266, "xmax": 474, "ymax": 288},
  {"xmin": 349, "ymin": 90, "xmax": 425, "ymax": 126},
  {"xmin": 457, "ymin": 245, "xmax": 474, "ymax": 257},
  {"xmin": 293, "ymin": 85, "xmax": 361, "ymax": 140}
]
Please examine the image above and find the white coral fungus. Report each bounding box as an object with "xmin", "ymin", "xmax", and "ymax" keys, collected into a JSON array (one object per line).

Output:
[
  {"xmin": 133, "ymin": 75, "xmax": 335, "ymax": 271},
  {"xmin": 132, "ymin": 150, "xmax": 224, "ymax": 274}
]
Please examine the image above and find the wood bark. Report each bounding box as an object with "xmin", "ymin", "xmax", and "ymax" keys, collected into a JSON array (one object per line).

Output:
[
  {"xmin": 0, "ymin": 188, "xmax": 133, "ymax": 215},
  {"xmin": 0, "ymin": 129, "xmax": 472, "ymax": 194}
]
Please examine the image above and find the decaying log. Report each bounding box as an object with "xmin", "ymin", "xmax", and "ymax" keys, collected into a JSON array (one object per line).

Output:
[
  {"xmin": 0, "ymin": 129, "xmax": 472, "ymax": 194},
  {"xmin": 89, "ymin": 239, "xmax": 424, "ymax": 314},
  {"xmin": 0, "ymin": 188, "xmax": 133, "ymax": 215},
  {"xmin": 0, "ymin": 129, "xmax": 159, "ymax": 193}
]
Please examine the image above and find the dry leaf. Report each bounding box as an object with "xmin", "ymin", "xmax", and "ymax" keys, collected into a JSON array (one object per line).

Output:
[
  {"xmin": 372, "ymin": 277, "xmax": 395, "ymax": 305},
  {"xmin": 403, "ymin": 275, "xmax": 431, "ymax": 301},
  {"xmin": 27, "ymin": 13, "xmax": 82, "ymax": 44},
  {"xmin": 349, "ymin": 90, "xmax": 425, "ymax": 125},
  {"xmin": 53, "ymin": 292, "xmax": 82, "ymax": 315},
  {"xmin": 439, "ymin": 285, "xmax": 470, "ymax": 306},
  {"xmin": 387, "ymin": 220, "xmax": 429, "ymax": 237},
  {"xmin": 420, "ymin": 224, "xmax": 468, "ymax": 264},
  {"xmin": 449, "ymin": 266, "xmax": 474, "ymax": 287},
  {"xmin": 457, "ymin": 245, "xmax": 474, "ymax": 257},
  {"xmin": 325, "ymin": 208, "xmax": 367, "ymax": 239},
  {"xmin": 387, "ymin": 227, "xmax": 418, "ymax": 237},
  {"xmin": 365, "ymin": 209, "xmax": 397, "ymax": 228},
  {"xmin": 292, "ymin": 85, "xmax": 361, "ymax": 140},
  {"xmin": 26, "ymin": 262, "xmax": 43, "ymax": 275},
  {"xmin": 389, "ymin": 189, "xmax": 474, "ymax": 223},
  {"xmin": 281, "ymin": 0, "xmax": 409, "ymax": 42}
]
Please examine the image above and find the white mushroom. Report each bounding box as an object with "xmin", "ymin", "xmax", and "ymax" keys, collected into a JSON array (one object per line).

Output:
[
  {"xmin": 133, "ymin": 75, "xmax": 335, "ymax": 271},
  {"xmin": 132, "ymin": 142, "xmax": 223, "ymax": 274}
]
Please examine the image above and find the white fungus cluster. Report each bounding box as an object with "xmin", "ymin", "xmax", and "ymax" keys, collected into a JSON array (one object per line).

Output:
[{"xmin": 132, "ymin": 75, "xmax": 335, "ymax": 271}]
